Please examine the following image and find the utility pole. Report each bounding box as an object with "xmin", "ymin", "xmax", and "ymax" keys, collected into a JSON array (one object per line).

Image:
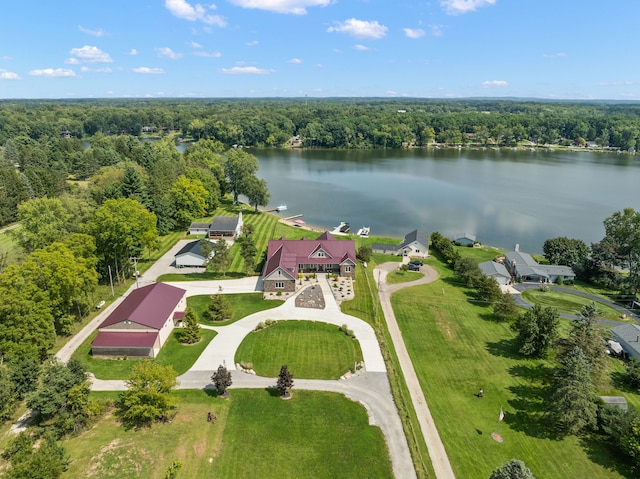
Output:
[
  {"xmin": 108, "ymin": 265, "xmax": 114, "ymax": 297},
  {"xmin": 130, "ymin": 256, "xmax": 140, "ymax": 288},
  {"xmin": 375, "ymin": 270, "xmax": 382, "ymax": 327}
]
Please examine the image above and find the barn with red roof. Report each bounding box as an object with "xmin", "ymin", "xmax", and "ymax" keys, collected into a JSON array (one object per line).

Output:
[
  {"xmin": 91, "ymin": 282, "xmax": 187, "ymax": 358},
  {"xmin": 262, "ymin": 231, "xmax": 356, "ymax": 293}
]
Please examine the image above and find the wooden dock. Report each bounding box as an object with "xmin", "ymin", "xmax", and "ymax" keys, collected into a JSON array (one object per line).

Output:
[{"xmin": 283, "ymin": 214, "xmax": 303, "ymax": 221}]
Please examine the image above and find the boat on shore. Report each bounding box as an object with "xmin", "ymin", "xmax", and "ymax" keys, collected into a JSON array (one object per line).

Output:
[
  {"xmin": 330, "ymin": 221, "xmax": 350, "ymax": 235},
  {"xmin": 357, "ymin": 226, "xmax": 370, "ymax": 237},
  {"xmin": 276, "ymin": 203, "xmax": 288, "ymax": 212}
]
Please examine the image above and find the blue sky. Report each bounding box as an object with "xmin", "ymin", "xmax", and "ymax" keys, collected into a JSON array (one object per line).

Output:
[{"xmin": 1, "ymin": 0, "xmax": 639, "ymax": 99}]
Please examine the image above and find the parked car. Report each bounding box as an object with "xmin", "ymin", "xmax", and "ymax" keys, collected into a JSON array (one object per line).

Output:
[
  {"xmin": 408, "ymin": 263, "xmax": 421, "ymax": 271},
  {"xmin": 96, "ymin": 300, "xmax": 106, "ymax": 309},
  {"xmin": 409, "ymin": 260, "xmax": 423, "ymax": 267}
]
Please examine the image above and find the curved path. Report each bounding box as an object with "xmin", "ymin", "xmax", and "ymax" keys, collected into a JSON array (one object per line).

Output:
[
  {"xmin": 91, "ymin": 276, "xmax": 415, "ymax": 479},
  {"xmin": 374, "ymin": 263, "xmax": 457, "ymax": 479}
]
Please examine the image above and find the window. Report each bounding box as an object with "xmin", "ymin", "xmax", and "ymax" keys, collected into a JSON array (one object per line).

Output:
[
  {"xmin": 344, "ymin": 266, "xmax": 352, "ymax": 272},
  {"xmin": 275, "ymin": 281, "xmax": 285, "ymax": 289},
  {"xmin": 317, "ymin": 252, "xmax": 325, "ymax": 257}
]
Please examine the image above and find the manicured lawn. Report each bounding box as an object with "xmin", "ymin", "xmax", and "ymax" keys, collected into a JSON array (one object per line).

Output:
[
  {"xmin": 72, "ymin": 329, "xmax": 216, "ymax": 380},
  {"xmin": 456, "ymin": 244, "xmax": 504, "ymax": 263},
  {"xmin": 521, "ymin": 289, "xmax": 624, "ymax": 321},
  {"xmin": 188, "ymin": 293, "xmax": 284, "ymax": 325},
  {"xmin": 234, "ymin": 320, "xmax": 363, "ymax": 379},
  {"xmin": 391, "ymin": 258, "xmax": 637, "ymax": 478},
  {"xmin": 386, "ymin": 269, "xmax": 424, "ymax": 284},
  {"xmin": 62, "ymin": 389, "xmax": 392, "ymax": 479}
]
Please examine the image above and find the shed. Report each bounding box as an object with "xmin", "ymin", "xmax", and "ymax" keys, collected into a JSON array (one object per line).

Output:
[
  {"xmin": 479, "ymin": 261, "xmax": 511, "ymax": 285},
  {"xmin": 175, "ymin": 240, "xmax": 214, "ymax": 267}
]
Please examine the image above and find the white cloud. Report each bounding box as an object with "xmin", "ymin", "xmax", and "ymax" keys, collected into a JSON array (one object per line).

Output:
[
  {"xmin": 193, "ymin": 51, "xmax": 222, "ymax": 58},
  {"xmin": 0, "ymin": 70, "xmax": 21, "ymax": 80},
  {"xmin": 440, "ymin": 0, "xmax": 496, "ymax": 15},
  {"xmin": 132, "ymin": 67, "xmax": 165, "ymax": 74},
  {"xmin": 220, "ymin": 66, "xmax": 274, "ymax": 74},
  {"xmin": 598, "ymin": 80, "xmax": 634, "ymax": 87},
  {"xmin": 128, "ymin": 49, "xmax": 138, "ymax": 56},
  {"xmin": 481, "ymin": 80, "xmax": 508, "ymax": 88},
  {"xmin": 354, "ymin": 44, "xmax": 369, "ymax": 51},
  {"xmin": 228, "ymin": 0, "xmax": 331, "ymax": 15},
  {"xmin": 542, "ymin": 52, "xmax": 567, "ymax": 58},
  {"xmin": 64, "ymin": 58, "xmax": 81, "ymax": 65},
  {"xmin": 80, "ymin": 66, "xmax": 112, "ymax": 73},
  {"xmin": 327, "ymin": 19, "xmax": 388, "ymax": 39},
  {"xmin": 430, "ymin": 24, "xmax": 444, "ymax": 37},
  {"xmin": 288, "ymin": 58, "xmax": 302, "ymax": 63},
  {"xmin": 29, "ymin": 68, "xmax": 76, "ymax": 78},
  {"xmin": 78, "ymin": 25, "xmax": 107, "ymax": 37},
  {"xmin": 246, "ymin": 40, "xmax": 259, "ymax": 47},
  {"xmin": 69, "ymin": 45, "xmax": 113, "ymax": 63},
  {"xmin": 156, "ymin": 47, "xmax": 183, "ymax": 59},
  {"xmin": 165, "ymin": 0, "xmax": 226, "ymax": 26},
  {"xmin": 403, "ymin": 28, "xmax": 425, "ymax": 39},
  {"xmin": 2, "ymin": 56, "xmax": 13, "ymax": 61},
  {"xmin": 188, "ymin": 41, "xmax": 203, "ymax": 48}
]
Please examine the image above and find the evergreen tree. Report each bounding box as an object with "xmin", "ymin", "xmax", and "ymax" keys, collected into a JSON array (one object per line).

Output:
[
  {"xmin": 563, "ymin": 301, "xmax": 605, "ymax": 377},
  {"xmin": 277, "ymin": 365, "xmax": 294, "ymax": 397},
  {"xmin": 546, "ymin": 346, "xmax": 598, "ymax": 435},
  {"xmin": 180, "ymin": 307, "xmax": 201, "ymax": 344},
  {"xmin": 121, "ymin": 165, "xmax": 150, "ymax": 207},
  {"xmin": 204, "ymin": 294, "xmax": 232, "ymax": 322},
  {"xmin": 488, "ymin": 459, "xmax": 535, "ymax": 479},
  {"xmin": 211, "ymin": 364, "xmax": 232, "ymax": 397},
  {"xmin": 238, "ymin": 235, "xmax": 257, "ymax": 273},
  {"xmin": 493, "ymin": 292, "xmax": 519, "ymax": 322}
]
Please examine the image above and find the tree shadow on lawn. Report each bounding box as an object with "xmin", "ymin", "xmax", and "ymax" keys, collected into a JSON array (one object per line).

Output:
[
  {"xmin": 506, "ymin": 383, "xmax": 560, "ymax": 440},
  {"xmin": 610, "ymin": 369, "xmax": 636, "ymax": 394},
  {"xmin": 485, "ymin": 338, "xmax": 522, "ymax": 360},
  {"xmin": 579, "ymin": 434, "xmax": 637, "ymax": 479}
]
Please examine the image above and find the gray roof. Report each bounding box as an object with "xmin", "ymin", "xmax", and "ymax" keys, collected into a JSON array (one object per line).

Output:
[
  {"xmin": 176, "ymin": 240, "xmax": 213, "ymax": 258},
  {"xmin": 401, "ymin": 230, "xmax": 429, "ymax": 249},
  {"xmin": 372, "ymin": 243, "xmax": 401, "ymax": 251},
  {"xmin": 210, "ymin": 215, "xmax": 240, "ymax": 232},
  {"xmin": 453, "ymin": 233, "xmax": 476, "ymax": 242},
  {"xmin": 479, "ymin": 261, "xmax": 510, "ymax": 279},
  {"xmin": 505, "ymin": 250, "xmax": 575, "ymax": 279},
  {"xmin": 599, "ymin": 396, "xmax": 628, "ymax": 411},
  {"xmin": 505, "ymin": 250, "xmax": 538, "ymax": 267},
  {"xmin": 612, "ymin": 324, "xmax": 640, "ymax": 354},
  {"xmin": 190, "ymin": 221, "xmax": 211, "ymax": 229}
]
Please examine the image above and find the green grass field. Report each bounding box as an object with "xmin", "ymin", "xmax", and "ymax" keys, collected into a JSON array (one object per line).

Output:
[
  {"xmin": 61, "ymin": 389, "xmax": 392, "ymax": 479},
  {"xmin": 521, "ymin": 288, "xmax": 624, "ymax": 321},
  {"xmin": 72, "ymin": 329, "xmax": 216, "ymax": 380},
  {"xmin": 386, "ymin": 269, "xmax": 424, "ymax": 284},
  {"xmin": 235, "ymin": 320, "xmax": 363, "ymax": 379},
  {"xmin": 391, "ymin": 256, "xmax": 637, "ymax": 478},
  {"xmin": 187, "ymin": 292, "xmax": 283, "ymax": 325}
]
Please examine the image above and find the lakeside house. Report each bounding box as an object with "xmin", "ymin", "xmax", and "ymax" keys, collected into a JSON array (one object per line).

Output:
[
  {"xmin": 452, "ymin": 233, "xmax": 477, "ymax": 245},
  {"xmin": 504, "ymin": 249, "xmax": 575, "ymax": 283},
  {"xmin": 612, "ymin": 324, "xmax": 640, "ymax": 361},
  {"xmin": 189, "ymin": 212, "xmax": 243, "ymax": 239},
  {"xmin": 175, "ymin": 240, "xmax": 214, "ymax": 267},
  {"xmin": 372, "ymin": 230, "xmax": 429, "ymax": 258},
  {"xmin": 262, "ymin": 231, "xmax": 356, "ymax": 293},
  {"xmin": 91, "ymin": 283, "xmax": 187, "ymax": 358},
  {"xmin": 479, "ymin": 261, "xmax": 512, "ymax": 285}
]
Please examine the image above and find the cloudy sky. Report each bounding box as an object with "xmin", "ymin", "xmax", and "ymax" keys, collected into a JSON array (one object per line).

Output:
[{"xmin": 0, "ymin": 0, "xmax": 638, "ymax": 99}]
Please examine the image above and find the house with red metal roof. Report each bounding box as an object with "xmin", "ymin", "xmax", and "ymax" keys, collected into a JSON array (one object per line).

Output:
[
  {"xmin": 91, "ymin": 282, "xmax": 187, "ymax": 358},
  {"xmin": 262, "ymin": 231, "xmax": 356, "ymax": 293}
]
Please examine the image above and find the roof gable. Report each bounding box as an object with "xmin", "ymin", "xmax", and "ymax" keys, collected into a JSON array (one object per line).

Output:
[
  {"xmin": 210, "ymin": 215, "xmax": 240, "ymax": 231},
  {"xmin": 400, "ymin": 230, "xmax": 429, "ymax": 249},
  {"xmin": 175, "ymin": 240, "xmax": 213, "ymax": 258},
  {"xmin": 99, "ymin": 283, "xmax": 185, "ymax": 330}
]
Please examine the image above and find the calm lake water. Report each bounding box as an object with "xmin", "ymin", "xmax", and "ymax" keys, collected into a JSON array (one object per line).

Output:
[{"xmin": 252, "ymin": 148, "xmax": 640, "ymax": 253}]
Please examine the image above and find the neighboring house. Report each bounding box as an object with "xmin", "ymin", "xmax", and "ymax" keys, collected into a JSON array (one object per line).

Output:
[
  {"xmin": 612, "ymin": 324, "xmax": 640, "ymax": 361},
  {"xmin": 372, "ymin": 230, "xmax": 429, "ymax": 258},
  {"xmin": 189, "ymin": 212, "xmax": 243, "ymax": 239},
  {"xmin": 175, "ymin": 240, "xmax": 214, "ymax": 267},
  {"xmin": 479, "ymin": 261, "xmax": 512, "ymax": 285},
  {"xmin": 262, "ymin": 231, "xmax": 356, "ymax": 293},
  {"xmin": 452, "ymin": 233, "xmax": 476, "ymax": 245},
  {"xmin": 504, "ymin": 250, "xmax": 575, "ymax": 283},
  {"xmin": 91, "ymin": 283, "xmax": 187, "ymax": 358}
]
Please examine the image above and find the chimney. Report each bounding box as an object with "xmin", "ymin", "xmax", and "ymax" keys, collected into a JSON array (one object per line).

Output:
[{"xmin": 515, "ymin": 244, "xmax": 520, "ymax": 252}]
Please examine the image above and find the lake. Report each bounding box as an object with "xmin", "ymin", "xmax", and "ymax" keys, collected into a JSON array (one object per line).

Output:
[{"xmin": 252, "ymin": 148, "xmax": 640, "ymax": 253}]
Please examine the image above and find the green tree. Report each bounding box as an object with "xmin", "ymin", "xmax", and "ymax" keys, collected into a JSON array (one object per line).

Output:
[
  {"xmin": 4, "ymin": 433, "xmax": 70, "ymax": 479},
  {"xmin": 117, "ymin": 361, "xmax": 177, "ymax": 429},
  {"xmin": 0, "ymin": 364, "xmax": 18, "ymax": 420},
  {"xmin": 488, "ymin": 459, "xmax": 535, "ymax": 479},
  {"xmin": 205, "ymin": 294, "xmax": 232, "ymax": 322},
  {"xmin": 238, "ymin": 235, "xmax": 257, "ymax": 273},
  {"xmin": 244, "ymin": 176, "xmax": 270, "ymax": 212},
  {"xmin": 356, "ymin": 245, "xmax": 372, "ymax": 263},
  {"xmin": 166, "ymin": 175, "xmax": 208, "ymax": 229},
  {"xmin": 620, "ymin": 415, "xmax": 640, "ymax": 468},
  {"xmin": 512, "ymin": 304, "xmax": 559, "ymax": 358},
  {"xmin": 600, "ymin": 208, "xmax": 640, "ymax": 292},
  {"xmin": 121, "ymin": 164, "xmax": 150, "ymax": 207},
  {"xmin": 623, "ymin": 357, "xmax": 640, "ymax": 390},
  {"xmin": 454, "ymin": 257, "xmax": 482, "ymax": 287},
  {"xmin": 180, "ymin": 307, "xmax": 201, "ymax": 344},
  {"xmin": 563, "ymin": 302, "xmax": 605, "ymax": 377},
  {"xmin": 209, "ymin": 239, "xmax": 230, "ymax": 277},
  {"xmin": 224, "ymin": 148, "xmax": 258, "ymax": 203},
  {"xmin": 546, "ymin": 347, "xmax": 597, "ymax": 435},
  {"xmin": 13, "ymin": 197, "xmax": 72, "ymax": 253},
  {"xmin": 198, "ymin": 239, "xmax": 214, "ymax": 265},
  {"xmin": 277, "ymin": 364, "xmax": 294, "ymax": 397},
  {"xmin": 211, "ymin": 364, "xmax": 232, "ymax": 397},
  {"xmin": 542, "ymin": 236, "xmax": 589, "ymax": 271},
  {"xmin": 86, "ymin": 198, "xmax": 158, "ymax": 281},
  {"xmin": 493, "ymin": 292, "xmax": 519, "ymax": 322},
  {"xmin": 474, "ymin": 274, "xmax": 503, "ymax": 303}
]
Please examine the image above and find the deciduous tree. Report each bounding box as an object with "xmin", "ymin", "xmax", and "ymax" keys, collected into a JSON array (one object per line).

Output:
[
  {"xmin": 244, "ymin": 176, "xmax": 270, "ymax": 212},
  {"xmin": 13, "ymin": 197, "xmax": 72, "ymax": 253},
  {"xmin": 166, "ymin": 175, "xmax": 208, "ymax": 229},
  {"xmin": 209, "ymin": 239, "xmax": 230, "ymax": 277},
  {"xmin": 512, "ymin": 304, "xmax": 559, "ymax": 358},
  {"xmin": 224, "ymin": 148, "xmax": 258, "ymax": 203}
]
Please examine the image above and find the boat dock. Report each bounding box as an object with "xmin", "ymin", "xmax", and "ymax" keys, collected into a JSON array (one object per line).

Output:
[{"xmin": 283, "ymin": 214, "xmax": 303, "ymax": 221}]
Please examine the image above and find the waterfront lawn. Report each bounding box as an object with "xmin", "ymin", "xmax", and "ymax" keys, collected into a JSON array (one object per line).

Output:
[
  {"xmin": 63, "ymin": 389, "xmax": 392, "ymax": 479},
  {"xmin": 455, "ymin": 244, "xmax": 504, "ymax": 263},
  {"xmin": 188, "ymin": 293, "xmax": 283, "ymax": 325},
  {"xmin": 386, "ymin": 269, "xmax": 424, "ymax": 284},
  {"xmin": 73, "ymin": 329, "xmax": 216, "ymax": 380},
  {"xmin": 521, "ymin": 289, "xmax": 624, "ymax": 321},
  {"xmin": 234, "ymin": 320, "xmax": 363, "ymax": 379},
  {"xmin": 391, "ymin": 258, "xmax": 636, "ymax": 479}
]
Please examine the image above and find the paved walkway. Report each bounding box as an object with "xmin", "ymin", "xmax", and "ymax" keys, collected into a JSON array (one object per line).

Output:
[{"xmin": 374, "ymin": 262, "xmax": 457, "ymax": 479}]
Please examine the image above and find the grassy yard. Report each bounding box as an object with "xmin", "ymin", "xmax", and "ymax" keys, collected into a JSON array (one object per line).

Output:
[
  {"xmin": 391, "ymin": 256, "xmax": 637, "ymax": 478},
  {"xmin": 187, "ymin": 292, "xmax": 283, "ymax": 325},
  {"xmin": 62, "ymin": 389, "xmax": 392, "ymax": 479},
  {"xmin": 521, "ymin": 288, "xmax": 625, "ymax": 321},
  {"xmin": 0, "ymin": 225, "xmax": 25, "ymax": 264},
  {"xmin": 234, "ymin": 320, "xmax": 363, "ymax": 379},
  {"xmin": 72, "ymin": 329, "xmax": 216, "ymax": 380},
  {"xmin": 386, "ymin": 269, "xmax": 424, "ymax": 284}
]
